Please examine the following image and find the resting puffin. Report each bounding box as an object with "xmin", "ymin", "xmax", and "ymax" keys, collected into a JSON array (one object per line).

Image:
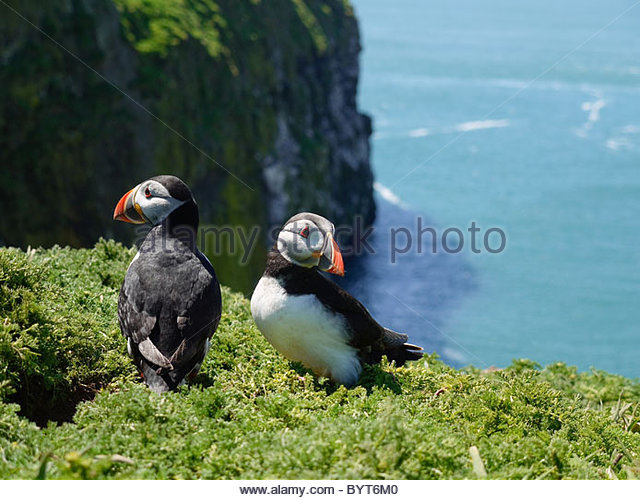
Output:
[
  {"xmin": 251, "ymin": 212, "xmax": 423, "ymax": 386},
  {"xmin": 113, "ymin": 175, "xmax": 221, "ymax": 393}
]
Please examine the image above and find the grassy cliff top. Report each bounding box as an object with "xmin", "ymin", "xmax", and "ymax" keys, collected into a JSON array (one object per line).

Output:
[{"xmin": 1, "ymin": 242, "xmax": 639, "ymax": 479}]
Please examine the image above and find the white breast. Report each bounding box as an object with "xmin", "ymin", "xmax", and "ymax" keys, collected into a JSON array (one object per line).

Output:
[{"xmin": 250, "ymin": 276, "xmax": 361, "ymax": 386}]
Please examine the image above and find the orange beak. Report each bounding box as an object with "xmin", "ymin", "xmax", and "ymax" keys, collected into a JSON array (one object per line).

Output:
[
  {"xmin": 323, "ymin": 233, "xmax": 345, "ymax": 276},
  {"xmin": 113, "ymin": 187, "xmax": 146, "ymax": 224}
]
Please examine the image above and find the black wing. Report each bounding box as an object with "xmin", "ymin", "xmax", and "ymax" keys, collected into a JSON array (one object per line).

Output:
[
  {"xmin": 277, "ymin": 259, "xmax": 422, "ymax": 365},
  {"xmin": 293, "ymin": 271, "xmax": 385, "ymax": 349},
  {"xmin": 310, "ymin": 275, "xmax": 423, "ymax": 365}
]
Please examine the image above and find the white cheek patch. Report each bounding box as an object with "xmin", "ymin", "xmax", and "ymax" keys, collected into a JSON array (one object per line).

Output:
[
  {"xmin": 134, "ymin": 181, "xmax": 186, "ymax": 225},
  {"xmin": 142, "ymin": 197, "xmax": 186, "ymax": 225},
  {"xmin": 278, "ymin": 230, "xmax": 314, "ymax": 264}
]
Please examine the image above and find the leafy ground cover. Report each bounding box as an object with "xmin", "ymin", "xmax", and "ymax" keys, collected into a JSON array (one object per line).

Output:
[{"xmin": 1, "ymin": 242, "xmax": 639, "ymax": 479}]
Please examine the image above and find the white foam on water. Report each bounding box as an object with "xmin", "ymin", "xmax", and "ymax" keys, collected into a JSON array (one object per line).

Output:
[
  {"xmin": 604, "ymin": 124, "xmax": 639, "ymax": 151},
  {"xmin": 606, "ymin": 137, "xmax": 632, "ymax": 151},
  {"xmin": 576, "ymin": 94, "xmax": 606, "ymax": 137},
  {"xmin": 386, "ymin": 74, "xmax": 640, "ymax": 95},
  {"xmin": 407, "ymin": 119, "xmax": 510, "ymax": 138},
  {"xmin": 581, "ymin": 98, "xmax": 606, "ymax": 125},
  {"xmin": 453, "ymin": 119, "xmax": 510, "ymax": 132},
  {"xmin": 373, "ymin": 182, "xmax": 405, "ymax": 207},
  {"xmin": 408, "ymin": 127, "xmax": 430, "ymax": 138}
]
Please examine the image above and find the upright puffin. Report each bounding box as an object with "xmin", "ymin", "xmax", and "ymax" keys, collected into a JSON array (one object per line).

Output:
[
  {"xmin": 251, "ymin": 212, "xmax": 423, "ymax": 386},
  {"xmin": 113, "ymin": 175, "xmax": 221, "ymax": 393}
]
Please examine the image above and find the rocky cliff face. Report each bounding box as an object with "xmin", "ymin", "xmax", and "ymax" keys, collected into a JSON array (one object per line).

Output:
[{"xmin": 0, "ymin": 0, "xmax": 374, "ymax": 292}]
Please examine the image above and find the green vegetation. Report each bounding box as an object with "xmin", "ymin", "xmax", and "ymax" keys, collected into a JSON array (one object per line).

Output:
[
  {"xmin": 0, "ymin": 241, "xmax": 137, "ymax": 424},
  {"xmin": 114, "ymin": 0, "xmax": 227, "ymax": 57},
  {"xmin": 1, "ymin": 243, "xmax": 639, "ymax": 479}
]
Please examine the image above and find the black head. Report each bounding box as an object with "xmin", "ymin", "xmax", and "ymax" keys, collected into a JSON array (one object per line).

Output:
[
  {"xmin": 113, "ymin": 174, "xmax": 198, "ymax": 230},
  {"xmin": 149, "ymin": 175, "xmax": 194, "ymax": 203}
]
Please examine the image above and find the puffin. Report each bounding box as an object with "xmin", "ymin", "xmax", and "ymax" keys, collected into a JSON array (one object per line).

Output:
[
  {"xmin": 113, "ymin": 175, "xmax": 221, "ymax": 393},
  {"xmin": 251, "ymin": 212, "xmax": 423, "ymax": 386}
]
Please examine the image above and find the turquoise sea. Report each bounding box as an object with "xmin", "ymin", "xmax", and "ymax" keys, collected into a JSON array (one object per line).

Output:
[{"xmin": 345, "ymin": 0, "xmax": 640, "ymax": 377}]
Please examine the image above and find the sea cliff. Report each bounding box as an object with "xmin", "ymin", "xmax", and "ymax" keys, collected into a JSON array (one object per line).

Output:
[{"xmin": 0, "ymin": 0, "xmax": 374, "ymax": 291}]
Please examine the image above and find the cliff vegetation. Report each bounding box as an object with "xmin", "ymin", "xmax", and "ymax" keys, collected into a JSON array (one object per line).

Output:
[
  {"xmin": 1, "ymin": 244, "xmax": 639, "ymax": 479},
  {"xmin": 0, "ymin": 0, "xmax": 374, "ymax": 293}
]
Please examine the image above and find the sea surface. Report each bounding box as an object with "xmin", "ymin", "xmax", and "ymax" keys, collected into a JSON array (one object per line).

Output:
[{"xmin": 344, "ymin": 0, "xmax": 640, "ymax": 377}]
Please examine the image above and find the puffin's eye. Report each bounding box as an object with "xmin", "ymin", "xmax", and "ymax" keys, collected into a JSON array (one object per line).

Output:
[
  {"xmin": 299, "ymin": 226, "xmax": 310, "ymax": 238},
  {"xmin": 144, "ymin": 186, "xmax": 152, "ymax": 198}
]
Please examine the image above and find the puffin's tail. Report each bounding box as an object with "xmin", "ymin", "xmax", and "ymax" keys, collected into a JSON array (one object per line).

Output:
[
  {"xmin": 382, "ymin": 328, "xmax": 423, "ymax": 366},
  {"xmin": 140, "ymin": 361, "xmax": 183, "ymax": 393},
  {"xmin": 135, "ymin": 338, "xmax": 211, "ymax": 393}
]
